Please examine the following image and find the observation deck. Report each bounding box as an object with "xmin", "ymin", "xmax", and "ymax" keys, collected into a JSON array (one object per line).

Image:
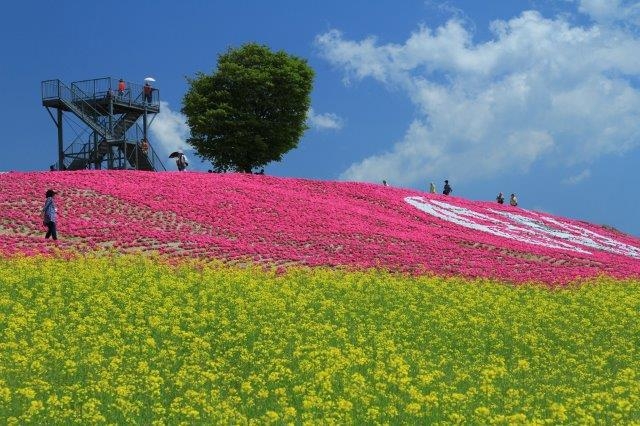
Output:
[{"xmin": 41, "ymin": 77, "xmax": 165, "ymax": 171}]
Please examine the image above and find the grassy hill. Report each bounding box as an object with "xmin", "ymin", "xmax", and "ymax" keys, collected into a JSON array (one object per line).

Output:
[
  {"xmin": 1, "ymin": 171, "xmax": 639, "ymax": 423},
  {"xmin": 1, "ymin": 170, "xmax": 639, "ymax": 284}
]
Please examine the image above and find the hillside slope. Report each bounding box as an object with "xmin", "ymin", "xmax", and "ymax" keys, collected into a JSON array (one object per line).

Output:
[{"xmin": 1, "ymin": 170, "xmax": 639, "ymax": 284}]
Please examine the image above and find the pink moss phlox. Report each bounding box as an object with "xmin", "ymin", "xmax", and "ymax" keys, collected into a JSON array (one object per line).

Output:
[{"xmin": 1, "ymin": 170, "xmax": 639, "ymax": 285}]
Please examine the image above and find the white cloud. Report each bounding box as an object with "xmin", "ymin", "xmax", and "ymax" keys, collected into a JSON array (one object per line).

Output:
[
  {"xmin": 307, "ymin": 108, "xmax": 344, "ymax": 130},
  {"xmin": 424, "ymin": 0, "xmax": 474, "ymax": 28},
  {"xmin": 578, "ymin": 0, "xmax": 622, "ymax": 21},
  {"xmin": 149, "ymin": 101, "xmax": 190, "ymax": 158},
  {"xmin": 316, "ymin": 8, "xmax": 640, "ymax": 185},
  {"xmin": 576, "ymin": 0, "xmax": 640, "ymax": 24},
  {"xmin": 563, "ymin": 169, "xmax": 592, "ymax": 185}
]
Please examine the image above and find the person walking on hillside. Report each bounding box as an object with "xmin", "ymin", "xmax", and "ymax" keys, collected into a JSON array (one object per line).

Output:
[
  {"xmin": 42, "ymin": 189, "xmax": 58, "ymax": 240},
  {"xmin": 510, "ymin": 193, "xmax": 518, "ymax": 207},
  {"xmin": 443, "ymin": 180, "xmax": 452, "ymax": 195},
  {"xmin": 496, "ymin": 192, "xmax": 504, "ymax": 204},
  {"xmin": 382, "ymin": 180, "xmax": 388, "ymax": 186},
  {"xmin": 429, "ymin": 182, "xmax": 436, "ymax": 194}
]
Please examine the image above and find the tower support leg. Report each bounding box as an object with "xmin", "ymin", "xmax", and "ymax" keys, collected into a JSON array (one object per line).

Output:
[
  {"xmin": 142, "ymin": 109, "xmax": 149, "ymax": 172},
  {"xmin": 57, "ymin": 109, "xmax": 64, "ymax": 170},
  {"xmin": 143, "ymin": 109, "xmax": 148, "ymax": 141}
]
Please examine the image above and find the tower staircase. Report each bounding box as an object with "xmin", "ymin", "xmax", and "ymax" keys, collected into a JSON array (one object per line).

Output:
[{"xmin": 42, "ymin": 77, "xmax": 165, "ymax": 171}]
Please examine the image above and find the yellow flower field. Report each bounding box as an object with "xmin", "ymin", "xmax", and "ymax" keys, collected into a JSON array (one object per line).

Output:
[{"xmin": 0, "ymin": 255, "xmax": 638, "ymax": 424}]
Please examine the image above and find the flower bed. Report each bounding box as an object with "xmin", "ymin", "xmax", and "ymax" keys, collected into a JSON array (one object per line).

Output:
[
  {"xmin": 1, "ymin": 256, "xmax": 638, "ymax": 423},
  {"xmin": 1, "ymin": 170, "xmax": 638, "ymax": 284}
]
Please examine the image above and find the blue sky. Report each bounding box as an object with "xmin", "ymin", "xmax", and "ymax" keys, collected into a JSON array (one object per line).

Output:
[{"xmin": 2, "ymin": 0, "xmax": 640, "ymax": 236}]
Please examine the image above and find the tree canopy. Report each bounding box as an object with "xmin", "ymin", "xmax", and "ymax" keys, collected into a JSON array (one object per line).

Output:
[{"xmin": 182, "ymin": 43, "xmax": 315, "ymax": 173}]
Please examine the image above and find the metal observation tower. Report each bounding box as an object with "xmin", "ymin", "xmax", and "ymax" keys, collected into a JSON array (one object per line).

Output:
[{"xmin": 41, "ymin": 77, "xmax": 166, "ymax": 171}]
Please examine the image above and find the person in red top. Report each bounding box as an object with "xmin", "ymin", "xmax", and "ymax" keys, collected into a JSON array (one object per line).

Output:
[
  {"xmin": 143, "ymin": 82, "xmax": 153, "ymax": 104},
  {"xmin": 117, "ymin": 78, "xmax": 126, "ymax": 98}
]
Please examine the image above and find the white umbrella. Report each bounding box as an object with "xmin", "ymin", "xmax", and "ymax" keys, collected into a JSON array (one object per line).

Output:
[{"xmin": 144, "ymin": 77, "xmax": 156, "ymax": 83}]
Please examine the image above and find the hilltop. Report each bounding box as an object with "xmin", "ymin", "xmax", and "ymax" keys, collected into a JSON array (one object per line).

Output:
[{"xmin": 1, "ymin": 170, "xmax": 639, "ymax": 284}]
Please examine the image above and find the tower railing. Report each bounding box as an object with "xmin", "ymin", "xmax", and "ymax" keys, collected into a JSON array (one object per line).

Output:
[
  {"xmin": 71, "ymin": 77, "xmax": 111, "ymax": 100},
  {"xmin": 57, "ymin": 125, "xmax": 167, "ymax": 171},
  {"xmin": 42, "ymin": 79, "xmax": 111, "ymax": 138},
  {"xmin": 71, "ymin": 77, "xmax": 160, "ymax": 107},
  {"xmin": 60, "ymin": 131, "xmax": 92, "ymax": 170}
]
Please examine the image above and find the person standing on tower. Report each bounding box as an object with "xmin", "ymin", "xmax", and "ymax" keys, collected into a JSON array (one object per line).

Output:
[
  {"xmin": 118, "ymin": 78, "xmax": 126, "ymax": 98},
  {"xmin": 143, "ymin": 82, "xmax": 153, "ymax": 104},
  {"xmin": 140, "ymin": 138, "xmax": 149, "ymax": 155}
]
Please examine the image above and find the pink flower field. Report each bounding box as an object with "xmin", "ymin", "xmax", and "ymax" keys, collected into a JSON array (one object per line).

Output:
[{"xmin": 1, "ymin": 170, "xmax": 639, "ymax": 284}]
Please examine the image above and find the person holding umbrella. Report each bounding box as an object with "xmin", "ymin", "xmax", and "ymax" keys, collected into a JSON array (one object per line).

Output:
[
  {"xmin": 169, "ymin": 149, "xmax": 188, "ymax": 171},
  {"xmin": 143, "ymin": 77, "xmax": 156, "ymax": 104},
  {"xmin": 143, "ymin": 82, "xmax": 153, "ymax": 104}
]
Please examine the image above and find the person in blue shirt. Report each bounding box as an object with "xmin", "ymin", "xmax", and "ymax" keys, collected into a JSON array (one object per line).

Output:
[{"xmin": 42, "ymin": 189, "xmax": 58, "ymax": 240}]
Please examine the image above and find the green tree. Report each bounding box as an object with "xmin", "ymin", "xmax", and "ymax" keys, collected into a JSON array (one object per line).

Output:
[{"xmin": 182, "ymin": 43, "xmax": 315, "ymax": 173}]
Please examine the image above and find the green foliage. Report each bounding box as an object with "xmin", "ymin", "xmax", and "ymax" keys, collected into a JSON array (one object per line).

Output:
[{"xmin": 182, "ymin": 43, "xmax": 314, "ymax": 172}]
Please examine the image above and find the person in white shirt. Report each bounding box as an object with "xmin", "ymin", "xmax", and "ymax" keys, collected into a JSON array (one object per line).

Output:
[{"xmin": 176, "ymin": 150, "xmax": 188, "ymax": 171}]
